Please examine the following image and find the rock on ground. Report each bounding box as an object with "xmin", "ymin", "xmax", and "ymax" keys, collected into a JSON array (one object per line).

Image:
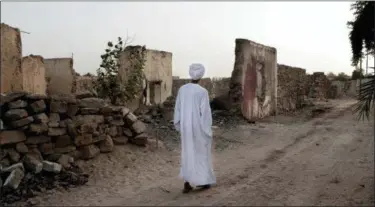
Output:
[
  {"xmin": 42, "ymin": 161, "xmax": 62, "ymax": 173},
  {"xmin": 3, "ymin": 168, "xmax": 24, "ymax": 189}
]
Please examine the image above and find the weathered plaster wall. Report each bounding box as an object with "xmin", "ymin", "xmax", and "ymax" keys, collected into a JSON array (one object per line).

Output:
[
  {"xmin": 277, "ymin": 64, "xmax": 306, "ymax": 112},
  {"xmin": 229, "ymin": 39, "xmax": 277, "ymax": 120},
  {"xmin": 118, "ymin": 46, "xmax": 173, "ymax": 108},
  {"xmin": 44, "ymin": 58, "xmax": 75, "ymax": 95},
  {"xmin": 0, "ymin": 23, "xmax": 23, "ymax": 93},
  {"xmin": 21, "ymin": 55, "xmax": 47, "ymax": 95}
]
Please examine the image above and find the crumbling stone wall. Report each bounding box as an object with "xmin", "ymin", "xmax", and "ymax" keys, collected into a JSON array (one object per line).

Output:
[
  {"xmin": 229, "ymin": 39, "xmax": 277, "ymax": 120},
  {"xmin": 172, "ymin": 78, "xmax": 230, "ymax": 101},
  {"xmin": 307, "ymin": 72, "xmax": 331, "ymax": 100},
  {"xmin": 330, "ymin": 80, "xmax": 351, "ymax": 98},
  {"xmin": 277, "ymin": 64, "xmax": 306, "ymax": 112},
  {"xmin": 0, "ymin": 91, "xmax": 149, "ymax": 196},
  {"xmin": 0, "ymin": 23, "xmax": 23, "ymax": 93},
  {"xmin": 44, "ymin": 58, "xmax": 75, "ymax": 95},
  {"xmin": 118, "ymin": 47, "xmax": 173, "ymax": 109},
  {"xmin": 212, "ymin": 77, "xmax": 231, "ymax": 98},
  {"xmin": 172, "ymin": 78, "xmax": 214, "ymax": 99},
  {"xmin": 21, "ymin": 55, "xmax": 47, "ymax": 95}
]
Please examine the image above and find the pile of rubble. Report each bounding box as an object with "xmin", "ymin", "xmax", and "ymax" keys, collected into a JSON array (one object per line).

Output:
[{"xmin": 0, "ymin": 91, "xmax": 150, "ymax": 204}]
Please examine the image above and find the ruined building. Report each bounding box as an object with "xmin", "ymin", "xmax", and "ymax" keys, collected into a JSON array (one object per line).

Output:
[
  {"xmin": 229, "ymin": 39, "xmax": 278, "ymax": 120},
  {"xmin": 1, "ymin": 24, "xmax": 47, "ymax": 95},
  {"xmin": 1, "ymin": 23, "xmax": 23, "ymax": 93},
  {"xmin": 44, "ymin": 58, "xmax": 76, "ymax": 95},
  {"xmin": 119, "ymin": 46, "xmax": 172, "ymax": 111}
]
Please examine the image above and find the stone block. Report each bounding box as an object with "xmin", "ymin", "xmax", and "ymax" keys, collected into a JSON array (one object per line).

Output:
[
  {"xmin": 3, "ymin": 168, "xmax": 24, "ymax": 189},
  {"xmin": 4, "ymin": 109, "xmax": 28, "ymax": 121},
  {"xmin": 8, "ymin": 100, "xmax": 27, "ymax": 109},
  {"xmin": 33, "ymin": 113, "xmax": 49, "ymax": 124},
  {"xmin": 80, "ymin": 107, "xmax": 100, "ymax": 115},
  {"xmin": 78, "ymin": 97, "xmax": 106, "ymax": 108},
  {"xmin": 49, "ymin": 113, "xmax": 60, "ymax": 123},
  {"xmin": 130, "ymin": 133, "xmax": 148, "ymax": 147},
  {"xmin": 0, "ymin": 130, "xmax": 26, "ymax": 146},
  {"xmin": 80, "ymin": 144, "xmax": 100, "ymax": 160},
  {"xmin": 29, "ymin": 100, "xmax": 46, "ymax": 114},
  {"xmin": 42, "ymin": 161, "xmax": 62, "ymax": 173},
  {"xmin": 48, "ymin": 127, "xmax": 67, "ymax": 136},
  {"xmin": 29, "ymin": 123, "xmax": 48, "ymax": 134},
  {"xmin": 11, "ymin": 116, "xmax": 34, "ymax": 128},
  {"xmin": 25, "ymin": 135, "xmax": 51, "ymax": 145},
  {"xmin": 15, "ymin": 142, "xmax": 28, "ymax": 154},
  {"xmin": 112, "ymin": 136, "xmax": 128, "ymax": 145},
  {"xmin": 23, "ymin": 154, "xmax": 42, "ymax": 173},
  {"xmin": 50, "ymin": 100, "xmax": 68, "ymax": 113},
  {"xmin": 55, "ymin": 135, "xmax": 72, "ymax": 148},
  {"xmin": 7, "ymin": 148, "xmax": 20, "ymax": 163},
  {"xmin": 74, "ymin": 134, "xmax": 93, "ymax": 146},
  {"xmin": 99, "ymin": 135, "xmax": 114, "ymax": 153},
  {"xmin": 39, "ymin": 142, "xmax": 54, "ymax": 155},
  {"xmin": 67, "ymin": 104, "xmax": 79, "ymax": 118},
  {"xmin": 54, "ymin": 145, "xmax": 76, "ymax": 154},
  {"xmin": 131, "ymin": 120, "xmax": 146, "ymax": 134}
]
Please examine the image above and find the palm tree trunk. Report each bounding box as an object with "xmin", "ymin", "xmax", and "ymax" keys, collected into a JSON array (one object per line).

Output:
[{"xmin": 359, "ymin": 58, "xmax": 362, "ymax": 100}]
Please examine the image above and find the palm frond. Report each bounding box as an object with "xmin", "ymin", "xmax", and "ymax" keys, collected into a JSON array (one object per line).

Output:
[{"xmin": 353, "ymin": 74, "xmax": 375, "ymax": 120}]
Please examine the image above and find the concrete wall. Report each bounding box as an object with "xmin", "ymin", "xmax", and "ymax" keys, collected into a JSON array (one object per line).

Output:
[
  {"xmin": 0, "ymin": 23, "xmax": 23, "ymax": 93},
  {"xmin": 119, "ymin": 46, "xmax": 172, "ymax": 109},
  {"xmin": 229, "ymin": 39, "xmax": 277, "ymax": 120},
  {"xmin": 277, "ymin": 64, "xmax": 306, "ymax": 112},
  {"xmin": 21, "ymin": 55, "xmax": 47, "ymax": 95},
  {"xmin": 44, "ymin": 58, "xmax": 75, "ymax": 95}
]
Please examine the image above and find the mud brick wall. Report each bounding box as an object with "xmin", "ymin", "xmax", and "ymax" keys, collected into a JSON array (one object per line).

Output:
[
  {"xmin": 44, "ymin": 58, "xmax": 75, "ymax": 95},
  {"xmin": 229, "ymin": 38, "xmax": 277, "ymax": 120},
  {"xmin": 0, "ymin": 91, "xmax": 149, "ymax": 190},
  {"xmin": 277, "ymin": 64, "xmax": 307, "ymax": 112},
  {"xmin": 21, "ymin": 55, "xmax": 47, "ymax": 95},
  {"xmin": 0, "ymin": 23, "xmax": 23, "ymax": 93}
]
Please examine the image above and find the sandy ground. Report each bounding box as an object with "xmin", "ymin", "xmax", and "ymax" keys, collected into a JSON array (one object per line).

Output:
[{"xmin": 23, "ymin": 99, "xmax": 374, "ymax": 206}]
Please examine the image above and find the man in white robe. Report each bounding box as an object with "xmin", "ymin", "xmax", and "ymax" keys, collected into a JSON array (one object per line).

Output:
[{"xmin": 174, "ymin": 63, "xmax": 216, "ymax": 193}]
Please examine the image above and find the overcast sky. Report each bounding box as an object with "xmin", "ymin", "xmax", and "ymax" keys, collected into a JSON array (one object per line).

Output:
[{"xmin": 2, "ymin": 1, "xmax": 369, "ymax": 78}]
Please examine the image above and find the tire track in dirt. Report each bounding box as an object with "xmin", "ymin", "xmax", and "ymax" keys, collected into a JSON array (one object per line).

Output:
[{"xmin": 133, "ymin": 102, "xmax": 358, "ymax": 206}]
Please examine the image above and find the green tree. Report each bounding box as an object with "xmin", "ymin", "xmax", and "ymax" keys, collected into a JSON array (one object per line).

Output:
[
  {"xmin": 94, "ymin": 37, "xmax": 146, "ymax": 105},
  {"xmin": 347, "ymin": 1, "xmax": 375, "ymax": 120},
  {"xmin": 351, "ymin": 69, "xmax": 365, "ymax": 80}
]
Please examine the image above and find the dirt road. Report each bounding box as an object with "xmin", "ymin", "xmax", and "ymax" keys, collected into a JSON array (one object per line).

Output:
[{"xmin": 31, "ymin": 99, "xmax": 374, "ymax": 206}]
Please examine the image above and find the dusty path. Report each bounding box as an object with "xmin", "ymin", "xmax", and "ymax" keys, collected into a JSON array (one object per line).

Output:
[{"xmin": 30, "ymin": 99, "xmax": 374, "ymax": 206}]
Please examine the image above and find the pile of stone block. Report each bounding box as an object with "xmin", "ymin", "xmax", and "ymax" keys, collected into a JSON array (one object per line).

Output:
[{"xmin": 0, "ymin": 91, "xmax": 149, "ymax": 194}]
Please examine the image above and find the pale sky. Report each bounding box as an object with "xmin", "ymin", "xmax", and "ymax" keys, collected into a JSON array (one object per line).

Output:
[{"xmin": 2, "ymin": 1, "xmax": 368, "ymax": 78}]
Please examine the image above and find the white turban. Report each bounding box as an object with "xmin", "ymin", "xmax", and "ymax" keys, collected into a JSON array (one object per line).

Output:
[{"xmin": 189, "ymin": 63, "xmax": 205, "ymax": 80}]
